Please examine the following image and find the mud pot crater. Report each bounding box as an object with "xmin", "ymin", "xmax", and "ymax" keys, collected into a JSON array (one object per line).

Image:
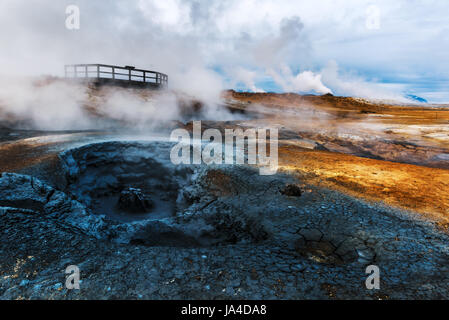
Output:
[
  {"xmin": 57, "ymin": 141, "xmax": 270, "ymax": 247},
  {"xmin": 60, "ymin": 142, "xmax": 190, "ymax": 223}
]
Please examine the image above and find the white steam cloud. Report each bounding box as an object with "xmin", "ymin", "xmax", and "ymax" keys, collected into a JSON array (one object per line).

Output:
[
  {"xmin": 0, "ymin": 75, "xmax": 245, "ymax": 131},
  {"xmin": 0, "ymin": 77, "xmax": 92, "ymax": 130},
  {"xmin": 320, "ymin": 61, "xmax": 409, "ymax": 102},
  {"xmin": 268, "ymin": 65, "xmax": 331, "ymax": 94}
]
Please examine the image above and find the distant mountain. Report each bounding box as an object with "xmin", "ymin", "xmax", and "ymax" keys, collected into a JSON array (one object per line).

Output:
[{"xmin": 405, "ymin": 94, "xmax": 428, "ymax": 103}]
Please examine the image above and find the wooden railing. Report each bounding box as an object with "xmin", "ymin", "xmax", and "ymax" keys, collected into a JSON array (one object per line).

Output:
[{"xmin": 64, "ymin": 64, "xmax": 168, "ymax": 86}]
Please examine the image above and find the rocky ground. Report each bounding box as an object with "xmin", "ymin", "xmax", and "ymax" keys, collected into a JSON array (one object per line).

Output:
[
  {"xmin": 0, "ymin": 139, "xmax": 448, "ymax": 300},
  {"xmin": 0, "ymin": 85, "xmax": 448, "ymax": 299}
]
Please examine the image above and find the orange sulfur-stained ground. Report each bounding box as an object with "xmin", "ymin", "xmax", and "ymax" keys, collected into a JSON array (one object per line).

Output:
[
  {"xmin": 224, "ymin": 91, "xmax": 449, "ymax": 228},
  {"xmin": 278, "ymin": 146, "xmax": 449, "ymax": 227}
]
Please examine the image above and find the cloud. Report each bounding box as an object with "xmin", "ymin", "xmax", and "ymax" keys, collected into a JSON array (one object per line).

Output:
[
  {"xmin": 228, "ymin": 67, "xmax": 265, "ymax": 93},
  {"xmin": 249, "ymin": 16, "xmax": 308, "ymax": 68},
  {"xmin": 320, "ymin": 60, "xmax": 408, "ymax": 101},
  {"xmin": 0, "ymin": 0, "xmax": 448, "ymax": 101},
  {"xmin": 268, "ymin": 65, "xmax": 331, "ymax": 94},
  {"xmin": 170, "ymin": 66, "xmax": 224, "ymax": 105}
]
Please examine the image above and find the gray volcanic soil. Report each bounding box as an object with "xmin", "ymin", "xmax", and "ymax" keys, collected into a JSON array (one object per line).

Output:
[{"xmin": 0, "ymin": 140, "xmax": 448, "ymax": 299}]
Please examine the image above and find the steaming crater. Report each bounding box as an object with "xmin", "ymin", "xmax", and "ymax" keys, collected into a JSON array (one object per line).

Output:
[
  {"xmin": 60, "ymin": 141, "xmax": 191, "ymax": 222},
  {"xmin": 57, "ymin": 140, "xmax": 270, "ymax": 246}
]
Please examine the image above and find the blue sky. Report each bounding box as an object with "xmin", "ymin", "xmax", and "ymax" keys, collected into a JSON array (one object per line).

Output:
[{"xmin": 1, "ymin": 0, "xmax": 448, "ymax": 103}]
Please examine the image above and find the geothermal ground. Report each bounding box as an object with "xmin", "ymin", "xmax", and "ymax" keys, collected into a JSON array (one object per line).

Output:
[{"xmin": 0, "ymin": 83, "xmax": 448, "ymax": 299}]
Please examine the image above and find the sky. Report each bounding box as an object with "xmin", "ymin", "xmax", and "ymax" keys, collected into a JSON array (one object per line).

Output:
[{"xmin": 0, "ymin": 0, "xmax": 448, "ymax": 103}]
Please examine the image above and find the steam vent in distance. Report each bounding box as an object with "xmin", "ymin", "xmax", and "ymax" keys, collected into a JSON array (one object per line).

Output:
[{"xmin": 64, "ymin": 64, "xmax": 168, "ymax": 89}]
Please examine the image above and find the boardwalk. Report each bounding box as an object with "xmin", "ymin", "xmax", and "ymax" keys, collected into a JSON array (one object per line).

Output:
[{"xmin": 64, "ymin": 64, "xmax": 168, "ymax": 88}]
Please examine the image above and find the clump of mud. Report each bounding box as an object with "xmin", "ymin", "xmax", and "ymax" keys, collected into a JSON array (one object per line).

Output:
[
  {"xmin": 280, "ymin": 184, "xmax": 302, "ymax": 197},
  {"xmin": 118, "ymin": 187, "xmax": 153, "ymax": 213}
]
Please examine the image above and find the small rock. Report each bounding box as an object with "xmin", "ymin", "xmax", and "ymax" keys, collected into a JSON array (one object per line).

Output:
[{"xmin": 280, "ymin": 184, "xmax": 302, "ymax": 197}]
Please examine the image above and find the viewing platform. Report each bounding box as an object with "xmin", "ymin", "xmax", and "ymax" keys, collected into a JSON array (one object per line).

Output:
[{"xmin": 64, "ymin": 64, "xmax": 168, "ymax": 88}]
